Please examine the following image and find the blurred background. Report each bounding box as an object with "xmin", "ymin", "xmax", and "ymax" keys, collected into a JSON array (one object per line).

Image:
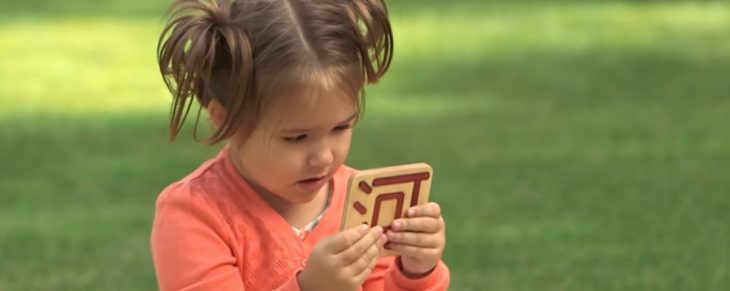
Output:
[{"xmin": 1, "ymin": 0, "xmax": 729, "ymax": 290}]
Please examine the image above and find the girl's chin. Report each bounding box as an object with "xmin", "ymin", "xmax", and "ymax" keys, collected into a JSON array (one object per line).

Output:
[{"xmin": 286, "ymin": 183, "xmax": 328, "ymax": 204}]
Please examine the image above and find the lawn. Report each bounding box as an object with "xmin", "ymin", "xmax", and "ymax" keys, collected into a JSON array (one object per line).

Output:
[{"xmin": 1, "ymin": 0, "xmax": 729, "ymax": 290}]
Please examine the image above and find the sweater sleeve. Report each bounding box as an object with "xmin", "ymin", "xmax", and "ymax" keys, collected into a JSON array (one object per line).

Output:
[
  {"xmin": 362, "ymin": 256, "xmax": 450, "ymax": 291},
  {"xmin": 151, "ymin": 184, "xmax": 247, "ymax": 291},
  {"xmin": 151, "ymin": 184, "xmax": 303, "ymax": 291}
]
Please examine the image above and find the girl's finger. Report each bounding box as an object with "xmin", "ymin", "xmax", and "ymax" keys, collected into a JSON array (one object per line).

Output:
[
  {"xmin": 386, "ymin": 231, "xmax": 439, "ymax": 248},
  {"xmin": 391, "ymin": 217, "xmax": 442, "ymax": 233},
  {"xmin": 339, "ymin": 226, "xmax": 383, "ymax": 264},
  {"xmin": 387, "ymin": 243, "xmax": 439, "ymax": 259},
  {"xmin": 351, "ymin": 233, "xmax": 385, "ymax": 271},
  {"xmin": 327, "ymin": 224, "xmax": 370, "ymax": 253},
  {"xmin": 352, "ymin": 236, "xmax": 385, "ymax": 283},
  {"xmin": 406, "ymin": 202, "xmax": 441, "ymax": 218}
]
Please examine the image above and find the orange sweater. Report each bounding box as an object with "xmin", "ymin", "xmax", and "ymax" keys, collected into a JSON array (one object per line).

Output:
[{"xmin": 151, "ymin": 147, "xmax": 450, "ymax": 290}]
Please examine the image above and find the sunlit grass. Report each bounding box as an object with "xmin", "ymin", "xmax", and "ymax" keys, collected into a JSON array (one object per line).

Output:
[
  {"xmin": 0, "ymin": 19, "xmax": 167, "ymax": 116},
  {"xmin": 2, "ymin": 2, "xmax": 728, "ymax": 116},
  {"xmin": 391, "ymin": 2, "xmax": 730, "ymax": 60}
]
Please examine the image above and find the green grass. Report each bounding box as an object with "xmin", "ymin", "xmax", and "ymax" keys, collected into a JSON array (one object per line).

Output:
[{"xmin": 2, "ymin": 0, "xmax": 730, "ymax": 290}]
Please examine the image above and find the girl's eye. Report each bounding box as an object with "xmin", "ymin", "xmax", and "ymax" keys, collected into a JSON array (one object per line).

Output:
[
  {"xmin": 333, "ymin": 124, "xmax": 352, "ymax": 132},
  {"xmin": 283, "ymin": 134, "xmax": 307, "ymax": 143}
]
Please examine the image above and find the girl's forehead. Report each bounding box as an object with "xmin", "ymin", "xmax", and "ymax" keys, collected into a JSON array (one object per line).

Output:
[
  {"xmin": 254, "ymin": 63, "xmax": 362, "ymax": 132},
  {"xmin": 262, "ymin": 92, "xmax": 357, "ymax": 130}
]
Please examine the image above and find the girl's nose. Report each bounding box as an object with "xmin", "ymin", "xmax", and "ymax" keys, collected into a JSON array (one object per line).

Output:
[{"xmin": 307, "ymin": 143, "xmax": 334, "ymax": 168}]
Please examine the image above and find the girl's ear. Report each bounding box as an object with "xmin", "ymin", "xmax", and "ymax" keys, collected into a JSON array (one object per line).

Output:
[{"xmin": 207, "ymin": 99, "xmax": 227, "ymax": 131}]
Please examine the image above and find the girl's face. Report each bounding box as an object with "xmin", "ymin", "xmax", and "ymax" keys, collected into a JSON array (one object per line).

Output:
[{"xmin": 230, "ymin": 92, "xmax": 357, "ymax": 205}]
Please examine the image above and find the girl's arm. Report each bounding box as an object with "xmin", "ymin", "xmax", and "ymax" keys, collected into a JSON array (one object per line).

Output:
[
  {"xmin": 151, "ymin": 184, "xmax": 302, "ymax": 291},
  {"xmin": 151, "ymin": 184, "xmax": 246, "ymax": 290}
]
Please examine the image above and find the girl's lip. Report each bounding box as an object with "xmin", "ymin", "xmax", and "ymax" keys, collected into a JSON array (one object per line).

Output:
[
  {"xmin": 296, "ymin": 175, "xmax": 329, "ymax": 191},
  {"xmin": 299, "ymin": 176, "xmax": 325, "ymax": 183}
]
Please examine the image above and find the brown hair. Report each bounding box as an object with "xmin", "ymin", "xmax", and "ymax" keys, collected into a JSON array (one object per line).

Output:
[{"xmin": 157, "ymin": 0, "xmax": 393, "ymax": 144}]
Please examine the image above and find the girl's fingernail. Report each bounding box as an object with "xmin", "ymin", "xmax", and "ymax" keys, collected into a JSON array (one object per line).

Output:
[
  {"xmin": 408, "ymin": 209, "xmax": 416, "ymax": 216},
  {"xmin": 374, "ymin": 226, "xmax": 383, "ymax": 234},
  {"xmin": 392, "ymin": 222, "xmax": 401, "ymax": 230},
  {"xmin": 387, "ymin": 232, "xmax": 398, "ymax": 240}
]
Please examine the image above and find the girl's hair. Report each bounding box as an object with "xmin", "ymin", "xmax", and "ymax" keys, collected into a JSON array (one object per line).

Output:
[{"xmin": 157, "ymin": 0, "xmax": 393, "ymax": 144}]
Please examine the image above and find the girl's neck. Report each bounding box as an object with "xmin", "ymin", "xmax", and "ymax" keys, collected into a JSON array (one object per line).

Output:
[{"xmin": 256, "ymin": 181, "xmax": 330, "ymax": 229}]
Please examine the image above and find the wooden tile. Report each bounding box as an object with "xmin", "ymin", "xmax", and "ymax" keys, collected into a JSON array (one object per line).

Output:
[{"xmin": 340, "ymin": 163, "xmax": 433, "ymax": 256}]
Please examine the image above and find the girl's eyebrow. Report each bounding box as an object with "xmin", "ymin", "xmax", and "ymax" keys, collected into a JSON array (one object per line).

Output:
[{"xmin": 281, "ymin": 113, "xmax": 357, "ymax": 134}]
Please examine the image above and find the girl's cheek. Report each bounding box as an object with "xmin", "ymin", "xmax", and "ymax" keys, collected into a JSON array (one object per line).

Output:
[{"xmin": 338, "ymin": 133, "xmax": 353, "ymax": 155}]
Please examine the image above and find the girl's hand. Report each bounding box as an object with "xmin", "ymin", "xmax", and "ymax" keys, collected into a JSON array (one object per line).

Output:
[
  {"xmin": 386, "ymin": 202, "xmax": 446, "ymax": 277},
  {"xmin": 298, "ymin": 224, "xmax": 386, "ymax": 291}
]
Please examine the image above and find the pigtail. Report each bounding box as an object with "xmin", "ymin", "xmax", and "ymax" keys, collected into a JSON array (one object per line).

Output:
[
  {"xmin": 346, "ymin": 0, "xmax": 394, "ymax": 83},
  {"xmin": 157, "ymin": 0, "xmax": 255, "ymax": 143}
]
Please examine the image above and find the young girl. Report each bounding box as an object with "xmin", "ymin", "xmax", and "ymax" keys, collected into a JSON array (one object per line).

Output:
[{"xmin": 150, "ymin": 0, "xmax": 450, "ymax": 290}]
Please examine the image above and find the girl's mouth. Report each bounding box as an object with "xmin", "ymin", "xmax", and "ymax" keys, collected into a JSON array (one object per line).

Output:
[{"xmin": 296, "ymin": 176, "xmax": 328, "ymax": 191}]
